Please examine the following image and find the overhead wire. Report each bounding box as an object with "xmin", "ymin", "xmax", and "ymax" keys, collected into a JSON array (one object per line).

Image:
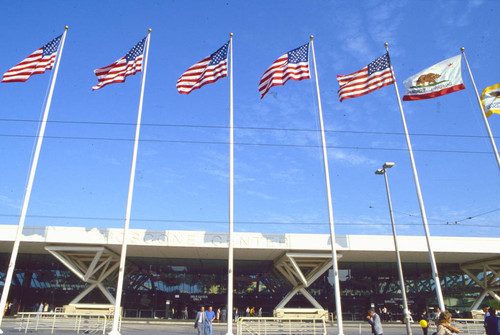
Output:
[
  {"xmin": 0, "ymin": 117, "xmax": 498, "ymax": 139},
  {"xmin": 0, "ymin": 213, "xmax": 497, "ymax": 228},
  {"xmin": 0, "ymin": 133, "xmax": 493, "ymax": 155},
  {"xmin": 1, "ymin": 118, "xmax": 498, "ymax": 229},
  {"xmin": 394, "ymin": 209, "xmax": 500, "ymax": 226},
  {"xmin": 454, "ymin": 207, "xmax": 500, "ymax": 223}
]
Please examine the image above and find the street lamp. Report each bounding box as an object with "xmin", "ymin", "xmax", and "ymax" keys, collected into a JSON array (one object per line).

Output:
[{"xmin": 375, "ymin": 162, "xmax": 412, "ymax": 335}]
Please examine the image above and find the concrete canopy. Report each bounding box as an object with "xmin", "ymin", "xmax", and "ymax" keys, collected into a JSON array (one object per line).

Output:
[{"xmin": 0, "ymin": 224, "xmax": 498, "ymax": 265}]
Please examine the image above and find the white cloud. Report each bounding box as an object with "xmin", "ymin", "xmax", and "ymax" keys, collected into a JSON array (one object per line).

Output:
[{"xmin": 0, "ymin": 195, "xmax": 21, "ymax": 210}]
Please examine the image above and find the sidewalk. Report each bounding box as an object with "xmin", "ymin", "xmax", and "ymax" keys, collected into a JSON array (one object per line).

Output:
[{"xmin": 1, "ymin": 317, "xmax": 429, "ymax": 335}]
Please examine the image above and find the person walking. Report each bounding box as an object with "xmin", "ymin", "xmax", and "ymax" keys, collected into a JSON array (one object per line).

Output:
[
  {"xmin": 194, "ymin": 306, "xmax": 206, "ymax": 335},
  {"xmin": 485, "ymin": 307, "xmax": 498, "ymax": 335},
  {"xmin": 483, "ymin": 306, "xmax": 491, "ymax": 333},
  {"xmin": 408, "ymin": 308, "xmax": 414, "ymax": 323},
  {"xmin": 221, "ymin": 307, "xmax": 227, "ymax": 323},
  {"xmin": 204, "ymin": 306, "xmax": 216, "ymax": 335},
  {"xmin": 367, "ymin": 309, "xmax": 384, "ymax": 335},
  {"xmin": 435, "ymin": 310, "xmax": 460, "ymax": 335},
  {"xmin": 382, "ymin": 306, "xmax": 388, "ymax": 322},
  {"xmin": 434, "ymin": 307, "xmax": 442, "ymax": 325},
  {"xmin": 216, "ymin": 307, "xmax": 220, "ymax": 323},
  {"xmin": 420, "ymin": 310, "xmax": 430, "ymax": 335}
]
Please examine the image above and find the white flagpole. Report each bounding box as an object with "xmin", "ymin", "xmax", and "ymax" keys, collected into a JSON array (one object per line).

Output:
[
  {"xmin": 310, "ymin": 36, "xmax": 344, "ymax": 335},
  {"xmin": 0, "ymin": 26, "xmax": 68, "ymax": 334},
  {"xmin": 226, "ymin": 32, "xmax": 235, "ymax": 335},
  {"xmin": 385, "ymin": 43, "xmax": 446, "ymax": 312},
  {"xmin": 109, "ymin": 29, "xmax": 151, "ymax": 335},
  {"xmin": 461, "ymin": 47, "xmax": 500, "ymax": 170}
]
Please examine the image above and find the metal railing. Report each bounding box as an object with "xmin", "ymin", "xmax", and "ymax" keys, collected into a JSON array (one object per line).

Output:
[
  {"xmin": 16, "ymin": 312, "xmax": 116, "ymax": 334},
  {"xmin": 324, "ymin": 319, "xmax": 480, "ymax": 335},
  {"xmin": 454, "ymin": 318, "xmax": 485, "ymax": 335},
  {"xmin": 237, "ymin": 317, "xmax": 327, "ymax": 335}
]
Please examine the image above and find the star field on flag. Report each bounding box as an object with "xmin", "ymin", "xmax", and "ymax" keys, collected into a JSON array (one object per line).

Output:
[
  {"xmin": 337, "ymin": 53, "xmax": 394, "ymax": 102},
  {"xmin": 258, "ymin": 43, "xmax": 310, "ymax": 99},
  {"xmin": 2, "ymin": 35, "xmax": 62, "ymax": 83},
  {"xmin": 92, "ymin": 37, "xmax": 146, "ymax": 91},
  {"xmin": 177, "ymin": 41, "xmax": 229, "ymax": 94}
]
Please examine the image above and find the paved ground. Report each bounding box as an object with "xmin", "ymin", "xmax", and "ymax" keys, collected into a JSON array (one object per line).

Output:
[{"xmin": 1, "ymin": 318, "xmax": 433, "ymax": 335}]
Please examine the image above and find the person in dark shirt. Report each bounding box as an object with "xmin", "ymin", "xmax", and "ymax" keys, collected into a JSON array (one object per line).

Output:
[
  {"xmin": 485, "ymin": 307, "xmax": 499, "ymax": 335},
  {"xmin": 421, "ymin": 310, "xmax": 430, "ymax": 335}
]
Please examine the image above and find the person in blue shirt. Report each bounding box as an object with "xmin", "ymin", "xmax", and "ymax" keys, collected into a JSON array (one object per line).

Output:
[
  {"xmin": 484, "ymin": 306, "xmax": 491, "ymax": 333},
  {"xmin": 204, "ymin": 306, "xmax": 216, "ymax": 335}
]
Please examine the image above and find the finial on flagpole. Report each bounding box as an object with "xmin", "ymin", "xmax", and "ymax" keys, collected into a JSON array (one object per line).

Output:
[
  {"xmin": 230, "ymin": 33, "xmax": 233, "ymax": 38},
  {"xmin": 148, "ymin": 28, "xmax": 152, "ymax": 33},
  {"xmin": 460, "ymin": 47, "xmax": 465, "ymax": 52},
  {"xmin": 65, "ymin": 26, "xmax": 69, "ymax": 30},
  {"xmin": 385, "ymin": 42, "xmax": 388, "ymax": 47},
  {"xmin": 310, "ymin": 35, "xmax": 314, "ymax": 40}
]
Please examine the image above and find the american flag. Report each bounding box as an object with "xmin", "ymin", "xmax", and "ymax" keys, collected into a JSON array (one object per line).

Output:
[
  {"xmin": 2, "ymin": 35, "xmax": 62, "ymax": 83},
  {"xmin": 258, "ymin": 43, "xmax": 310, "ymax": 99},
  {"xmin": 177, "ymin": 41, "xmax": 229, "ymax": 94},
  {"xmin": 92, "ymin": 37, "xmax": 147, "ymax": 91},
  {"xmin": 337, "ymin": 53, "xmax": 394, "ymax": 102}
]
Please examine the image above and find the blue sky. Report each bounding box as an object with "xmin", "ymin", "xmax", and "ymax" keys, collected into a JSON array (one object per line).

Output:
[{"xmin": 0, "ymin": 0, "xmax": 498, "ymax": 238}]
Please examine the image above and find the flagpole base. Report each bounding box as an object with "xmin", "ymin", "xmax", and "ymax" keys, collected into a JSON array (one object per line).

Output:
[
  {"xmin": 108, "ymin": 330, "xmax": 121, "ymax": 335},
  {"xmin": 0, "ymin": 327, "xmax": 4, "ymax": 334}
]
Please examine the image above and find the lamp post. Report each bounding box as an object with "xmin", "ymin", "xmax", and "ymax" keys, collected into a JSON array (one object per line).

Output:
[{"xmin": 375, "ymin": 162, "xmax": 412, "ymax": 335}]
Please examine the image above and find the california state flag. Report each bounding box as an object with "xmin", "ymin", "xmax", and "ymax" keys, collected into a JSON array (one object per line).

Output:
[{"xmin": 403, "ymin": 55, "xmax": 465, "ymax": 101}]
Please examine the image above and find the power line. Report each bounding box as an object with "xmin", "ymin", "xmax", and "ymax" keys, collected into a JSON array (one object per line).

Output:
[
  {"xmin": 0, "ymin": 133, "xmax": 493, "ymax": 155},
  {"xmin": 0, "ymin": 117, "xmax": 497, "ymax": 139},
  {"xmin": 395, "ymin": 209, "xmax": 500, "ymax": 225},
  {"xmin": 454, "ymin": 207, "xmax": 500, "ymax": 223},
  {"xmin": 0, "ymin": 213, "xmax": 497, "ymax": 228},
  {"xmin": 393, "ymin": 211, "xmax": 444, "ymax": 222}
]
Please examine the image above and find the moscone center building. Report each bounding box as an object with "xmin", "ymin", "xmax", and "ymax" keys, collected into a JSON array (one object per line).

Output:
[{"xmin": 1, "ymin": 224, "xmax": 499, "ymax": 319}]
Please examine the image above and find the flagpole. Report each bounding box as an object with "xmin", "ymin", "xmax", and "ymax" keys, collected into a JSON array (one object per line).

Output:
[
  {"xmin": 385, "ymin": 43, "xmax": 446, "ymax": 312},
  {"xmin": 226, "ymin": 32, "xmax": 235, "ymax": 335},
  {"xmin": 310, "ymin": 36, "xmax": 344, "ymax": 335},
  {"xmin": 461, "ymin": 47, "xmax": 500, "ymax": 170},
  {"xmin": 0, "ymin": 26, "xmax": 68, "ymax": 334},
  {"xmin": 109, "ymin": 29, "xmax": 151, "ymax": 335}
]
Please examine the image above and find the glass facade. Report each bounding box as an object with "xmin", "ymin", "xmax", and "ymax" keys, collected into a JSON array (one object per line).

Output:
[{"xmin": 0, "ymin": 253, "xmax": 482, "ymax": 320}]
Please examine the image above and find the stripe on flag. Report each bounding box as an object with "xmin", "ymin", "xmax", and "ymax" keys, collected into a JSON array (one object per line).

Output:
[
  {"xmin": 92, "ymin": 37, "xmax": 146, "ymax": 91},
  {"xmin": 258, "ymin": 43, "xmax": 310, "ymax": 99},
  {"xmin": 2, "ymin": 35, "xmax": 62, "ymax": 83},
  {"xmin": 337, "ymin": 53, "xmax": 394, "ymax": 102},
  {"xmin": 177, "ymin": 41, "xmax": 229, "ymax": 94}
]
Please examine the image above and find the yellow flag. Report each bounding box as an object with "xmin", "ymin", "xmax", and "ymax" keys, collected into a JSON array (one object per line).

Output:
[{"xmin": 481, "ymin": 83, "xmax": 500, "ymax": 117}]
